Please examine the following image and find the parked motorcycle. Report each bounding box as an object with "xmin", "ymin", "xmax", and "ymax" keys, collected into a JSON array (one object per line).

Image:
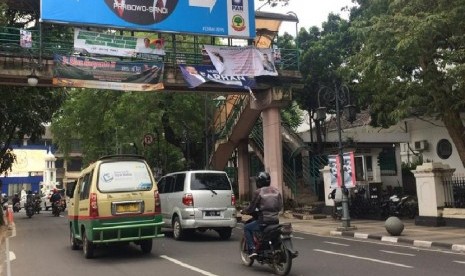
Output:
[
  {"xmin": 328, "ymin": 188, "xmax": 342, "ymax": 220},
  {"xmin": 381, "ymin": 193, "xmax": 418, "ymax": 219},
  {"xmin": 240, "ymin": 215, "xmax": 298, "ymax": 276}
]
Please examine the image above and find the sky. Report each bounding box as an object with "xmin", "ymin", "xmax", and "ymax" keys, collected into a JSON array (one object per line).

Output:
[{"xmin": 254, "ymin": 0, "xmax": 356, "ymax": 35}]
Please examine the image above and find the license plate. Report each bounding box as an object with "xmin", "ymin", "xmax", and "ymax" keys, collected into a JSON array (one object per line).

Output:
[
  {"xmin": 116, "ymin": 203, "xmax": 139, "ymax": 213},
  {"xmin": 204, "ymin": 210, "xmax": 221, "ymax": 217}
]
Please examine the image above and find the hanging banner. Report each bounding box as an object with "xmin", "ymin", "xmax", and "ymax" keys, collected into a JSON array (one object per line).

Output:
[
  {"xmin": 20, "ymin": 29, "xmax": 32, "ymax": 48},
  {"xmin": 328, "ymin": 155, "xmax": 338, "ymax": 189},
  {"xmin": 329, "ymin": 152, "xmax": 356, "ymax": 189},
  {"xmin": 203, "ymin": 45, "xmax": 278, "ymax": 77},
  {"xmin": 41, "ymin": 0, "xmax": 255, "ymax": 39},
  {"xmin": 73, "ymin": 29, "xmax": 165, "ymax": 58},
  {"xmin": 179, "ymin": 64, "xmax": 256, "ymax": 89},
  {"xmin": 52, "ymin": 54, "xmax": 164, "ymax": 91}
]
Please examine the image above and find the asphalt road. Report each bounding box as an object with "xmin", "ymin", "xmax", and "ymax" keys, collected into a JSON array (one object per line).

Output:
[{"xmin": 5, "ymin": 210, "xmax": 465, "ymax": 276}]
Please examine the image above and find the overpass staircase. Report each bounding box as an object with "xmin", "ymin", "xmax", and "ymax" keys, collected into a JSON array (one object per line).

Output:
[{"xmin": 210, "ymin": 94, "xmax": 327, "ymax": 205}]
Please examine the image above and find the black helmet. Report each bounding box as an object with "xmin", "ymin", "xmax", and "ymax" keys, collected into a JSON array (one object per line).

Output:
[{"xmin": 256, "ymin": 171, "xmax": 271, "ymax": 188}]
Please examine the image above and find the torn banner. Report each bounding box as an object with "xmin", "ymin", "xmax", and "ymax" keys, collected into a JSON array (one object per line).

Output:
[
  {"xmin": 179, "ymin": 64, "xmax": 256, "ymax": 89},
  {"xmin": 203, "ymin": 45, "xmax": 278, "ymax": 77}
]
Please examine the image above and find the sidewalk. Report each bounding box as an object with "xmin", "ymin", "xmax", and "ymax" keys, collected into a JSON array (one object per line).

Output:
[{"xmin": 277, "ymin": 214, "xmax": 465, "ymax": 253}]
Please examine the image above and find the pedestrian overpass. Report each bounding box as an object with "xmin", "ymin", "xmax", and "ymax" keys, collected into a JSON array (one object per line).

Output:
[{"xmin": 0, "ymin": 8, "xmax": 308, "ymax": 202}]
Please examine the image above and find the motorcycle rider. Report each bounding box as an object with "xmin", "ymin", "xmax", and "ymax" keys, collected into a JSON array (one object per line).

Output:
[
  {"xmin": 242, "ymin": 171, "xmax": 283, "ymax": 258},
  {"xmin": 26, "ymin": 190, "xmax": 34, "ymax": 203},
  {"xmin": 12, "ymin": 193, "xmax": 20, "ymax": 211},
  {"xmin": 50, "ymin": 188, "xmax": 62, "ymax": 210}
]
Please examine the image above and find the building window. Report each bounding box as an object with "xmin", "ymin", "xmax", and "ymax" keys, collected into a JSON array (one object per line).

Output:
[
  {"xmin": 67, "ymin": 158, "xmax": 83, "ymax": 171},
  {"xmin": 55, "ymin": 159, "xmax": 64, "ymax": 169},
  {"xmin": 378, "ymin": 148, "xmax": 397, "ymax": 176},
  {"xmin": 437, "ymin": 139, "xmax": 452, "ymax": 159},
  {"xmin": 354, "ymin": 155, "xmax": 374, "ymax": 182}
]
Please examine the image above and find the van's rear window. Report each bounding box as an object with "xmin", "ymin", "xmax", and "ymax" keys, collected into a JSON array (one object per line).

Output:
[
  {"xmin": 190, "ymin": 173, "xmax": 231, "ymax": 190},
  {"xmin": 98, "ymin": 161, "xmax": 152, "ymax": 192}
]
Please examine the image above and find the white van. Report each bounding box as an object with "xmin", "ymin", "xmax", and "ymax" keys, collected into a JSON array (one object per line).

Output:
[{"xmin": 157, "ymin": 170, "xmax": 237, "ymax": 240}]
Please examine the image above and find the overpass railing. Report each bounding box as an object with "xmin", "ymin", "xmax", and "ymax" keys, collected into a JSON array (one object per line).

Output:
[{"xmin": 0, "ymin": 26, "xmax": 300, "ymax": 70}]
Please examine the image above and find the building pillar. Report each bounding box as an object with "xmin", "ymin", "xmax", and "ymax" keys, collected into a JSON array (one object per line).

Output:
[
  {"xmin": 237, "ymin": 139, "xmax": 250, "ymax": 202},
  {"xmin": 413, "ymin": 162, "xmax": 455, "ymax": 226},
  {"xmin": 262, "ymin": 106, "xmax": 284, "ymax": 197}
]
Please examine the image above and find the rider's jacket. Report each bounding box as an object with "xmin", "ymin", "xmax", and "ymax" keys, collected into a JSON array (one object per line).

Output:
[{"xmin": 244, "ymin": 186, "xmax": 283, "ymax": 225}]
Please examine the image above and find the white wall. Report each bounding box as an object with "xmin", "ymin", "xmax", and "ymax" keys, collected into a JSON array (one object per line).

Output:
[{"xmin": 400, "ymin": 118, "xmax": 465, "ymax": 175}]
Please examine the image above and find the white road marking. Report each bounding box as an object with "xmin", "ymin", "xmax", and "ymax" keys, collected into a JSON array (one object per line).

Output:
[
  {"xmin": 161, "ymin": 255, "xmax": 219, "ymax": 276},
  {"xmin": 453, "ymin": 260, "xmax": 465, "ymax": 265},
  {"xmin": 293, "ymin": 236, "xmax": 305, "ymax": 240},
  {"xmin": 314, "ymin": 249, "xmax": 414, "ymax": 268},
  {"xmin": 380, "ymin": 250, "xmax": 415, "ymax": 256},
  {"xmin": 324, "ymin": 241, "xmax": 350, "ymax": 246}
]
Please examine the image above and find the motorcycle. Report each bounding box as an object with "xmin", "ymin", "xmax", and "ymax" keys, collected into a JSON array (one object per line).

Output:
[
  {"xmin": 13, "ymin": 202, "xmax": 21, "ymax": 212},
  {"xmin": 33, "ymin": 196, "xmax": 42, "ymax": 214},
  {"xmin": 2, "ymin": 194, "xmax": 8, "ymax": 212},
  {"xmin": 381, "ymin": 193, "xmax": 418, "ymax": 219},
  {"xmin": 25, "ymin": 200, "xmax": 35, "ymax": 218},
  {"xmin": 240, "ymin": 215, "xmax": 298, "ymax": 276},
  {"xmin": 328, "ymin": 188, "xmax": 343, "ymax": 220},
  {"xmin": 52, "ymin": 200, "xmax": 63, "ymax": 217}
]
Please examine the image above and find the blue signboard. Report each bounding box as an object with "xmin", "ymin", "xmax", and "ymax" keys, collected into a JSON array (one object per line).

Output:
[{"xmin": 40, "ymin": 0, "xmax": 255, "ymax": 39}]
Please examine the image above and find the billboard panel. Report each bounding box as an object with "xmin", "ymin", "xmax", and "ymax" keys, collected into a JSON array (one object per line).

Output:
[
  {"xmin": 41, "ymin": 0, "xmax": 255, "ymax": 39},
  {"xmin": 53, "ymin": 54, "xmax": 164, "ymax": 91},
  {"xmin": 10, "ymin": 149, "xmax": 47, "ymax": 176}
]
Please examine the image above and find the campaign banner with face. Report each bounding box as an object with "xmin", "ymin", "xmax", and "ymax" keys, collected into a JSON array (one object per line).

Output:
[
  {"xmin": 203, "ymin": 45, "xmax": 278, "ymax": 77},
  {"xmin": 53, "ymin": 54, "xmax": 164, "ymax": 91},
  {"xmin": 73, "ymin": 29, "xmax": 166, "ymax": 58},
  {"xmin": 179, "ymin": 64, "xmax": 256, "ymax": 89},
  {"xmin": 20, "ymin": 29, "xmax": 32, "ymax": 48},
  {"xmin": 41, "ymin": 0, "xmax": 255, "ymax": 39},
  {"xmin": 329, "ymin": 152, "xmax": 356, "ymax": 189}
]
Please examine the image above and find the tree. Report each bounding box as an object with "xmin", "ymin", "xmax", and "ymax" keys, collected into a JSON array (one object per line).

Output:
[
  {"xmin": 0, "ymin": 87, "xmax": 65, "ymax": 175},
  {"xmin": 349, "ymin": 0, "xmax": 465, "ymax": 167},
  {"xmin": 294, "ymin": 14, "xmax": 355, "ymax": 153},
  {"xmin": 51, "ymin": 89, "xmax": 210, "ymax": 172}
]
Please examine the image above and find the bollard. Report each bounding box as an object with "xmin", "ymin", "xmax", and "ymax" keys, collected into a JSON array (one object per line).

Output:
[{"xmin": 385, "ymin": 216, "xmax": 404, "ymax": 236}]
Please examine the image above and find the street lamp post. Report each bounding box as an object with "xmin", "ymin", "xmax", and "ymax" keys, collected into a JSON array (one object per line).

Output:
[{"xmin": 317, "ymin": 81, "xmax": 357, "ymax": 231}]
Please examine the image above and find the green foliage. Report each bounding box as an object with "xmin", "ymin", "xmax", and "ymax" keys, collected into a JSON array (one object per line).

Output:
[
  {"xmin": 51, "ymin": 89, "xmax": 212, "ymax": 172},
  {"xmin": 0, "ymin": 2, "xmax": 7, "ymax": 26},
  {"xmin": 349, "ymin": 0, "xmax": 465, "ymax": 166},
  {"xmin": 280, "ymin": 102, "xmax": 303, "ymax": 131},
  {"xmin": 350, "ymin": 0, "xmax": 465, "ymax": 123},
  {"xmin": 0, "ymin": 87, "xmax": 65, "ymax": 175}
]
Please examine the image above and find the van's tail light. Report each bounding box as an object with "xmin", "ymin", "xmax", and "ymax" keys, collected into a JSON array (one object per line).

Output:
[
  {"xmin": 89, "ymin": 193, "xmax": 99, "ymax": 218},
  {"xmin": 231, "ymin": 193, "xmax": 236, "ymax": 206},
  {"xmin": 182, "ymin": 193, "xmax": 194, "ymax": 206},
  {"xmin": 154, "ymin": 190, "xmax": 161, "ymax": 214}
]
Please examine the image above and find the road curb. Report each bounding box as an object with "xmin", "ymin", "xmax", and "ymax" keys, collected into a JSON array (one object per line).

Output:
[{"xmin": 330, "ymin": 230, "xmax": 465, "ymax": 253}]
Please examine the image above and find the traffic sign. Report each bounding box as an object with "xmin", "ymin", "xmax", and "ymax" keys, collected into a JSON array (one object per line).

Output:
[{"xmin": 143, "ymin": 133, "xmax": 154, "ymax": 145}]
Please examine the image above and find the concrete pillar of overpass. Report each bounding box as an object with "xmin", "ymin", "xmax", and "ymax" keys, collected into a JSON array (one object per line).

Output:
[
  {"xmin": 237, "ymin": 139, "xmax": 251, "ymax": 202},
  {"xmin": 262, "ymin": 106, "xmax": 284, "ymax": 198}
]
